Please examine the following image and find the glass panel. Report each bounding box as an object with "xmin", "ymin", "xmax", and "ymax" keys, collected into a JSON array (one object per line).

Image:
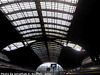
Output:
[
  {"xmin": 7, "ymin": 15, "xmax": 13, "ymax": 20},
  {"xmin": 46, "ymin": 2, "xmax": 52, "ymax": 9},
  {"xmin": 41, "ymin": 2, "xmax": 76, "ymax": 13},
  {"xmin": 3, "ymin": 42, "xmax": 25, "ymax": 51},
  {"xmin": 1, "ymin": 2, "xmax": 36, "ymax": 13},
  {"xmin": 27, "ymin": 40, "xmax": 36, "ymax": 44},
  {"xmin": 20, "ymin": 20, "xmax": 27, "ymax": 24},
  {"xmin": 29, "ymin": 2, "xmax": 36, "ymax": 9},
  {"xmin": 43, "ymin": 18, "xmax": 71, "ymax": 26},
  {"xmin": 20, "ymin": 29, "xmax": 42, "ymax": 34},
  {"xmin": 11, "ymin": 4, "xmax": 20, "ymax": 11},
  {"xmin": 1, "ymin": 6, "xmax": 8, "ymax": 13},
  {"xmin": 14, "ymin": 20, "xmax": 21, "ymax": 25},
  {"xmin": 63, "ymin": 14, "xmax": 73, "ymax": 20},
  {"xmin": 64, "ymin": 4, "xmax": 76, "ymax": 13},
  {"xmin": 67, "ymin": 43, "xmax": 75, "ymax": 48},
  {"xmin": 0, "ymin": 0, "xmax": 14, "ymax": 3},
  {"xmin": 13, "ymin": 42, "xmax": 24, "ymax": 48},
  {"xmin": 42, "ymin": 11, "xmax": 46, "ymax": 16},
  {"xmin": 45, "ymin": 29, "xmax": 67, "ymax": 35},
  {"xmin": 9, "ymin": 44, "xmax": 17, "ymax": 50},
  {"xmin": 74, "ymin": 45, "xmax": 82, "ymax": 51},
  {"xmin": 23, "ymin": 33, "xmax": 42, "ymax": 38},
  {"xmin": 67, "ymin": 0, "xmax": 79, "ymax": 4},
  {"xmin": 13, "ymin": 18, "xmax": 40, "ymax": 26},
  {"xmin": 60, "ymin": 0, "xmax": 79, "ymax": 4},
  {"xmin": 46, "ymin": 32, "xmax": 66, "ymax": 38},
  {"xmin": 3, "ymin": 5, "xmax": 13, "ymax": 13},
  {"xmin": 44, "ymin": 24, "xmax": 69, "ymax": 31},
  {"xmin": 16, "ymin": 24, "xmax": 41, "ymax": 31},
  {"xmin": 16, "ymin": 13, "xmax": 24, "ymax": 18},
  {"xmin": 33, "ymin": 11, "xmax": 38, "ymax": 16},
  {"xmin": 3, "ymin": 46, "xmax": 10, "ymax": 51}
]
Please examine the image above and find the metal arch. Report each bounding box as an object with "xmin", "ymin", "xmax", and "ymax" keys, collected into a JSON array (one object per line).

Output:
[{"xmin": 0, "ymin": 0, "xmax": 79, "ymax": 63}]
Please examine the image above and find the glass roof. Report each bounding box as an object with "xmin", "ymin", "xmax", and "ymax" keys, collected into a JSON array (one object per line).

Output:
[
  {"xmin": 0, "ymin": 0, "xmax": 78, "ymax": 39},
  {"xmin": 3, "ymin": 40, "xmax": 36, "ymax": 51},
  {"xmin": 0, "ymin": 0, "xmax": 79, "ymax": 62},
  {"xmin": 55, "ymin": 39, "xmax": 85, "ymax": 51}
]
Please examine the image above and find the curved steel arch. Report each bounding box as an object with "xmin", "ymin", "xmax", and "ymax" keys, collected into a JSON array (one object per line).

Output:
[{"xmin": 0, "ymin": 0, "xmax": 79, "ymax": 63}]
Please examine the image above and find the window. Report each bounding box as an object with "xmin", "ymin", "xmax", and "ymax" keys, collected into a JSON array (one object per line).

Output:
[{"xmin": 3, "ymin": 42, "xmax": 24, "ymax": 51}]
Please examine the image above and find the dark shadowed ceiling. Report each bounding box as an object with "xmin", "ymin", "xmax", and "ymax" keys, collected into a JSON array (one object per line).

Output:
[{"xmin": 0, "ymin": 0, "xmax": 99, "ymax": 70}]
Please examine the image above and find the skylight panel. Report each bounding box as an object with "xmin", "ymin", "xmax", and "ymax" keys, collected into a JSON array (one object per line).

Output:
[
  {"xmin": 74, "ymin": 45, "xmax": 82, "ymax": 51},
  {"xmin": 1, "ymin": 2, "xmax": 36, "ymax": 14},
  {"xmin": 4, "ymin": 5, "xmax": 13, "ymax": 13},
  {"xmin": 57, "ymin": 13, "xmax": 63, "ymax": 18},
  {"xmin": 27, "ymin": 18, "xmax": 40, "ymax": 23},
  {"xmin": 18, "ymin": 2, "xmax": 29, "ymax": 10},
  {"xmin": 69, "ymin": 5, "xmax": 76, "ymax": 13},
  {"xmin": 20, "ymin": 29, "xmax": 42, "ymax": 34},
  {"xmin": 12, "ymin": 18, "xmax": 40, "ymax": 26},
  {"xmin": 17, "ymin": 26, "xmax": 25, "ymax": 31},
  {"xmin": 43, "ymin": 18, "xmax": 71, "ymax": 26},
  {"xmin": 16, "ymin": 24, "xmax": 41, "ymax": 31},
  {"xmin": 7, "ymin": 15, "xmax": 13, "ymax": 20},
  {"xmin": 14, "ymin": 20, "xmax": 21, "ymax": 25},
  {"xmin": 7, "ymin": 14, "xmax": 18, "ymax": 20},
  {"xmin": 29, "ymin": 2, "xmax": 36, "ymax": 9},
  {"xmin": 64, "ymin": 0, "xmax": 79, "ymax": 4},
  {"xmin": 23, "ymin": 11, "xmax": 36, "ymax": 18},
  {"xmin": 63, "ymin": 14, "xmax": 73, "ymax": 20},
  {"xmin": 23, "ymin": 12, "xmax": 28, "ymax": 17},
  {"xmin": 3, "ymin": 46, "xmax": 10, "ymax": 51},
  {"xmin": 45, "ymin": 29, "xmax": 67, "ymax": 35},
  {"xmin": 64, "ymin": 4, "xmax": 76, "ymax": 13},
  {"xmin": 43, "ymin": 18, "xmax": 48, "ymax": 22},
  {"xmin": 27, "ymin": 12, "xmax": 33, "ymax": 17},
  {"xmin": 46, "ymin": 32, "xmax": 66, "ymax": 38},
  {"xmin": 46, "ymin": 2, "xmax": 52, "ymax": 9},
  {"xmin": 7, "ymin": 13, "xmax": 24, "ymax": 20},
  {"xmin": 16, "ymin": 13, "xmax": 24, "ymax": 18},
  {"xmin": 35, "ymin": 18, "xmax": 40, "ymax": 22},
  {"xmin": 1, "ymin": 6, "xmax": 8, "ymax": 13},
  {"xmin": 9, "ymin": 44, "xmax": 17, "ymax": 50},
  {"xmin": 42, "ymin": 11, "xmax": 73, "ymax": 20},
  {"xmin": 20, "ymin": 20, "xmax": 27, "ymax": 24},
  {"xmin": 1, "ymin": 5, "xmax": 14, "ymax": 13},
  {"xmin": 67, "ymin": 43, "xmax": 75, "ymax": 48},
  {"xmin": 23, "ymin": 33, "xmax": 42, "ymax": 38},
  {"xmin": 48, "ymin": 18, "xmax": 52, "ymax": 23},
  {"xmin": 13, "ymin": 42, "xmax": 24, "ymax": 48},
  {"xmin": 40, "ymin": 2, "xmax": 46, "ymax": 9},
  {"xmin": 27, "ymin": 40, "xmax": 36, "ymax": 44},
  {"xmin": 22, "ymin": 2, "xmax": 32, "ymax": 9},
  {"xmin": 42, "ymin": 11, "xmax": 46, "ymax": 16},
  {"xmin": 41, "ymin": 2, "xmax": 76, "ymax": 13},
  {"xmin": 60, "ymin": 0, "xmax": 78, "ymax": 4},
  {"xmin": 44, "ymin": 24, "xmax": 69, "ymax": 31},
  {"xmin": 0, "ymin": 0, "xmax": 14, "ymax": 3},
  {"xmin": 47, "ymin": 11, "xmax": 52, "ymax": 16},
  {"xmin": 58, "ymin": 3, "xmax": 64, "ymax": 11},
  {"xmin": 3, "ymin": 42, "xmax": 25, "ymax": 51},
  {"xmin": 33, "ymin": 11, "xmax": 38, "ymax": 16},
  {"xmin": 56, "ymin": 19, "xmax": 62, "ymax": 24},
  {"xmin": 52, "ymin": 2, "xmax": 58, "ymax": 10},
  {"xmin": 11, "ymin": 4, "xmax": 20, "ymax": 11}
]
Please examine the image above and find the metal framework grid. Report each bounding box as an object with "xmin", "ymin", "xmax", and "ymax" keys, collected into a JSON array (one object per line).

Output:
[{"xmin": 0, "ymin": 0, "xmax": 79, "ymax": 62}]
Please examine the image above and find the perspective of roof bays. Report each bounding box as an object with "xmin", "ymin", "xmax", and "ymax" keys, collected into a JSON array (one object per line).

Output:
[{"xmin": 0, "ymin": 0, "xmax": 80, "ymax": 62}]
